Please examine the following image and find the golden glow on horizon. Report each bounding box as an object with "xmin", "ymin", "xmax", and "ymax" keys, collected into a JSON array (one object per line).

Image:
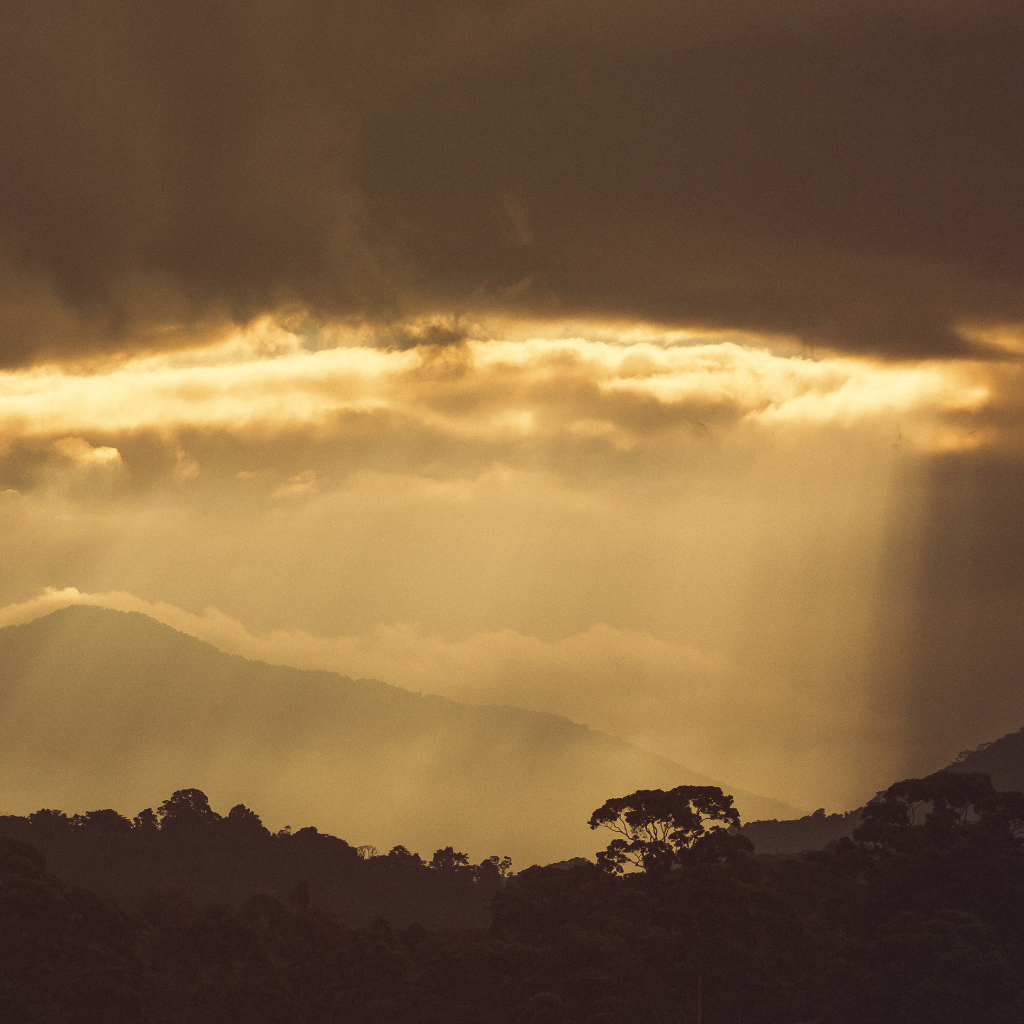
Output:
[
  {"xmin": 0, "ymin": 321, "xmax": 994, "ymax": 454},
  {"xmin": 0, "ymin": 318, "xmax": 1010, "ymax": 818},
  {"xmin": 2, "ymin": 0, "xmax": 1023, "ymax": 862}
]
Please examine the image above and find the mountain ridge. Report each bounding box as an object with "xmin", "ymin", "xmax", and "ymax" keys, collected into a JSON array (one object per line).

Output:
[
  {"xmin": 739, "ymin": 723, "xmax": 1024, "ymax": 855},
  {"xmin": 0, "ymin": 605, "xmax": 798, "ymax": 865}
]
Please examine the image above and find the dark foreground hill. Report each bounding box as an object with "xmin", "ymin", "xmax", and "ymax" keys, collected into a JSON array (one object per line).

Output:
[
  {"xmin": 0, "ymin": 787, "xmax": 505, "ymax": 930},
  {"xmin": 0, "ymin": 605, "xmax": 795, "ymax": 866},
  {"xmin": 5, "ymin": 766, "xmax": 1024, "ymax": 1024}
]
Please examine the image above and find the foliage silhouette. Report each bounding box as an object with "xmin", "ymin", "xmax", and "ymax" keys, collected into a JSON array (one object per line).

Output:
[
  {"xmin": 3, "ymin": 771, "xmax": 1024, "ymax": 1022},
  {"xmin": 589, "ymin": 785, "xmax": 752, "ymax": 874},
  {"xmin": 0, "ymin": 788, "xmax": 510, "ymax": 932},
  {"xmin": 157, "ymin": 788, "xmax": 223, "ymax": 832}
]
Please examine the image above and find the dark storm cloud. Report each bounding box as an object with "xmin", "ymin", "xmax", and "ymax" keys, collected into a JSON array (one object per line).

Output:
[{"xmin": 1, "ymin": 0, "xmax": 1022, "ymax": 365}]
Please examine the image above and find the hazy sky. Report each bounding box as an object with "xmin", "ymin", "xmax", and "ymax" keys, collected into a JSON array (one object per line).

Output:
[{"xmin": 2, "ymin": 0, "xmax": 1024, "ymax": 816}]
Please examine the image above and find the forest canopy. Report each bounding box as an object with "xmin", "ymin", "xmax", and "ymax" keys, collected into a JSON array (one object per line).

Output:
[{"xmin": 4, "ymin": 774, "xmax": 1024, "ymax": 1022}]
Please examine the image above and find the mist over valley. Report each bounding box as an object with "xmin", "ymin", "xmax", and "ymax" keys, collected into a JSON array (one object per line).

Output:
[{"xmin": 0, "ymin": 605, "xmax": 799, "ymax": 867}]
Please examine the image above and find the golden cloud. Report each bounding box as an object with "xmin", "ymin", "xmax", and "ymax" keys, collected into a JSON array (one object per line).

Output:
[
  {"xmin": 52, "ymin": 437, "xmax": 123, "ymax": 467},
  {"xmin": 0, "ymin": 322, "xmax": 1014, "ymax": 819},
  {"xmin": 0, "ymin": 321, "xmax": 995, "ymax": 461}
]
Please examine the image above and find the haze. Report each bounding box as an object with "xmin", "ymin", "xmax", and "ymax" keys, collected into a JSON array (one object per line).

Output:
[{"xmin": 2, "ymin": 0, "xmax": 1024, "ymax": 841}]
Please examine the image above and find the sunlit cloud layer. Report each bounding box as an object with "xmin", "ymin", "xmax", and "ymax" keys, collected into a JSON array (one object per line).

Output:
[
  {"xmin": 0, "ymin": 322, "xmax": 1016, "ymax": 815},
  {"xmin": 52, "ymin": 437, "xmax": 123, "ymax": 468},
  {"xmin": 0, "ymin": 324, "xmax": 993, "ymax": 461}
]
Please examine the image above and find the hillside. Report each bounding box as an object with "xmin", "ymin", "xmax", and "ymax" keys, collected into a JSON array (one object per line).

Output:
[
  {"xmin": 0, "ymin": 606, "xmax": 796, "ymax": 866},
  {"xmin": 6, "ymin": 763, "xmax": 1024, "ymax": 1022},
  {"xmin": 740, "ymin": 724, "xmax": 1024, "ymax": 856},
  {"xmin": 947, "ymin": 726, "xmax": 1024, "ymax": 791}
]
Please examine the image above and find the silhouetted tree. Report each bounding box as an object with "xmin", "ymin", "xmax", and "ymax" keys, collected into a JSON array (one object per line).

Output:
[
  {"xmin": 132, "ymin": 808, "xmax": 158, "ymax": 833},
  {"xmin": 429, "ymin": 846, "xmax": 469, "ymax": 872},
  {"xmin": 156, "ymin": 789, "xmax": 221, "ymax": 831},
  {"xmin": 589, "ymin": 786, "xmax": 749, "ymax": 874},
  {"xmin": 224, "ymin": 803, "xmax": 268, "ymax": 837},
  {"xmin": 386, "ymin": 844, "xmax": 418, "ymax": 860},
  {"xmin": 76, "ymin": 809, "xmax": 133, "ymax": 836},
  {"xmin": 481, "ymin": 854, "xmax": 513, "ymax": 878},
  {"xmin": 27, "ymin": 808, "xmax": 72, "ymax": 838},
  {"xmin": 852, "ymin": 769, "xmax": 1024, "ymax": 859},
  {"xmin": 4, "ymin": 773, "xmax": 1024, "ymax": 1022}
]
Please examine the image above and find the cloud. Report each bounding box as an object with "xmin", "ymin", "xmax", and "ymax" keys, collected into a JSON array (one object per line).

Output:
[
  {"xmin": 0, "ymin": 328, "xmax": 993, "ymax": 481},
  {"xmin": 0, "ymin": 1, "xmax": 1021, "ymax": 364},
  {"xmin": 173, "ymin": 450, "xmax": 200, "ymax": 481},
  {"xmin": 0, "ymin": 327, "xmax": 1021, "ymax": 818},
  {"xmin": 52, "ymin": 437, "xmax": 123, "ymax": 468}
]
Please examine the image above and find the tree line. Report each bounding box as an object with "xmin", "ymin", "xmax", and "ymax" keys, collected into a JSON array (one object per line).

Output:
[
  {"xmin": 0, "ymin": 788, "xmax": 511, "ymax": 932},
  {"xmin": 3, "ymin": 771, "xmax": 1024, "ymax": 1022}
]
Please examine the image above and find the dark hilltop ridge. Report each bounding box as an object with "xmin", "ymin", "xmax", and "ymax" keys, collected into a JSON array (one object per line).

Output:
[
  {"xmin": 947, "ymin": 726, "xmax": 1024, "ymax": 793},
  {"xmin": 0, "ymin": 786, "xmax": 507, "ymax": 932},
  {"xmin": 740, "ymin": 725, "xmax": 1024, "ymax": 856},
  {"xmin": 0, "ymin": 604, "xmax": 797, "ymax": 866},
  {"xmin": 5, "ymin": 767, "xmax": 1024, "ymax": 1022}
]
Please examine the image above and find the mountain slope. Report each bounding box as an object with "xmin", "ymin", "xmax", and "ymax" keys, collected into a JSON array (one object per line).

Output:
[
  {"xmin": 0, "ymin": 605, "xmax": 797, "ymax": 865},
  {"xmin": 739, "ymin": 724, "xmax": 1024, "ymax": 856},
  {"xmin": 946, "ymin": 726, "xmax": 1024, "ymax": 791}
]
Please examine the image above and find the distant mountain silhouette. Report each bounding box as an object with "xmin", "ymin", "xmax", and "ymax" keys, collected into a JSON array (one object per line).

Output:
[
  {"xmin": 0, "ymin": 605, "xmax": 797, "ymax": 865},
  {"xmin": 740, "ymin": 724, "xmax": 1024, "ymax": 856},
  {"xmin": 739, "ymin": 806, "xmax": 864, "ymax": 857},
  {"xmin": 946, "ymin": 726, "xmax": 1024, "ymax": 792}
]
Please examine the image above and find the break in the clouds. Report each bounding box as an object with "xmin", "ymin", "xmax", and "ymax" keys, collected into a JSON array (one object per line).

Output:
[
  {"xmin": 0, "ymin": 322, "xmax": 989, "ymax": 813},
  {"xmin": 1, "ymin": 0, "xmax": 1023, "ymax": 365},
  {"xmin": 0, "ymin": 321, "xmax": 1018, "ymax": 813},
  {"xmin": 0, "ymin": 326, "xmax": 1022, "ymax": 811},
  {"xmin": 0, "ymin": 324, "xmax": 992, "ymax": 469}
]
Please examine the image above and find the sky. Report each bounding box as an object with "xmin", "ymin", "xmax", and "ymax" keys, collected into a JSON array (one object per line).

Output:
[{"xmin": 2, "ymin": 0, "xmax": 1024, "ymax": 818}]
